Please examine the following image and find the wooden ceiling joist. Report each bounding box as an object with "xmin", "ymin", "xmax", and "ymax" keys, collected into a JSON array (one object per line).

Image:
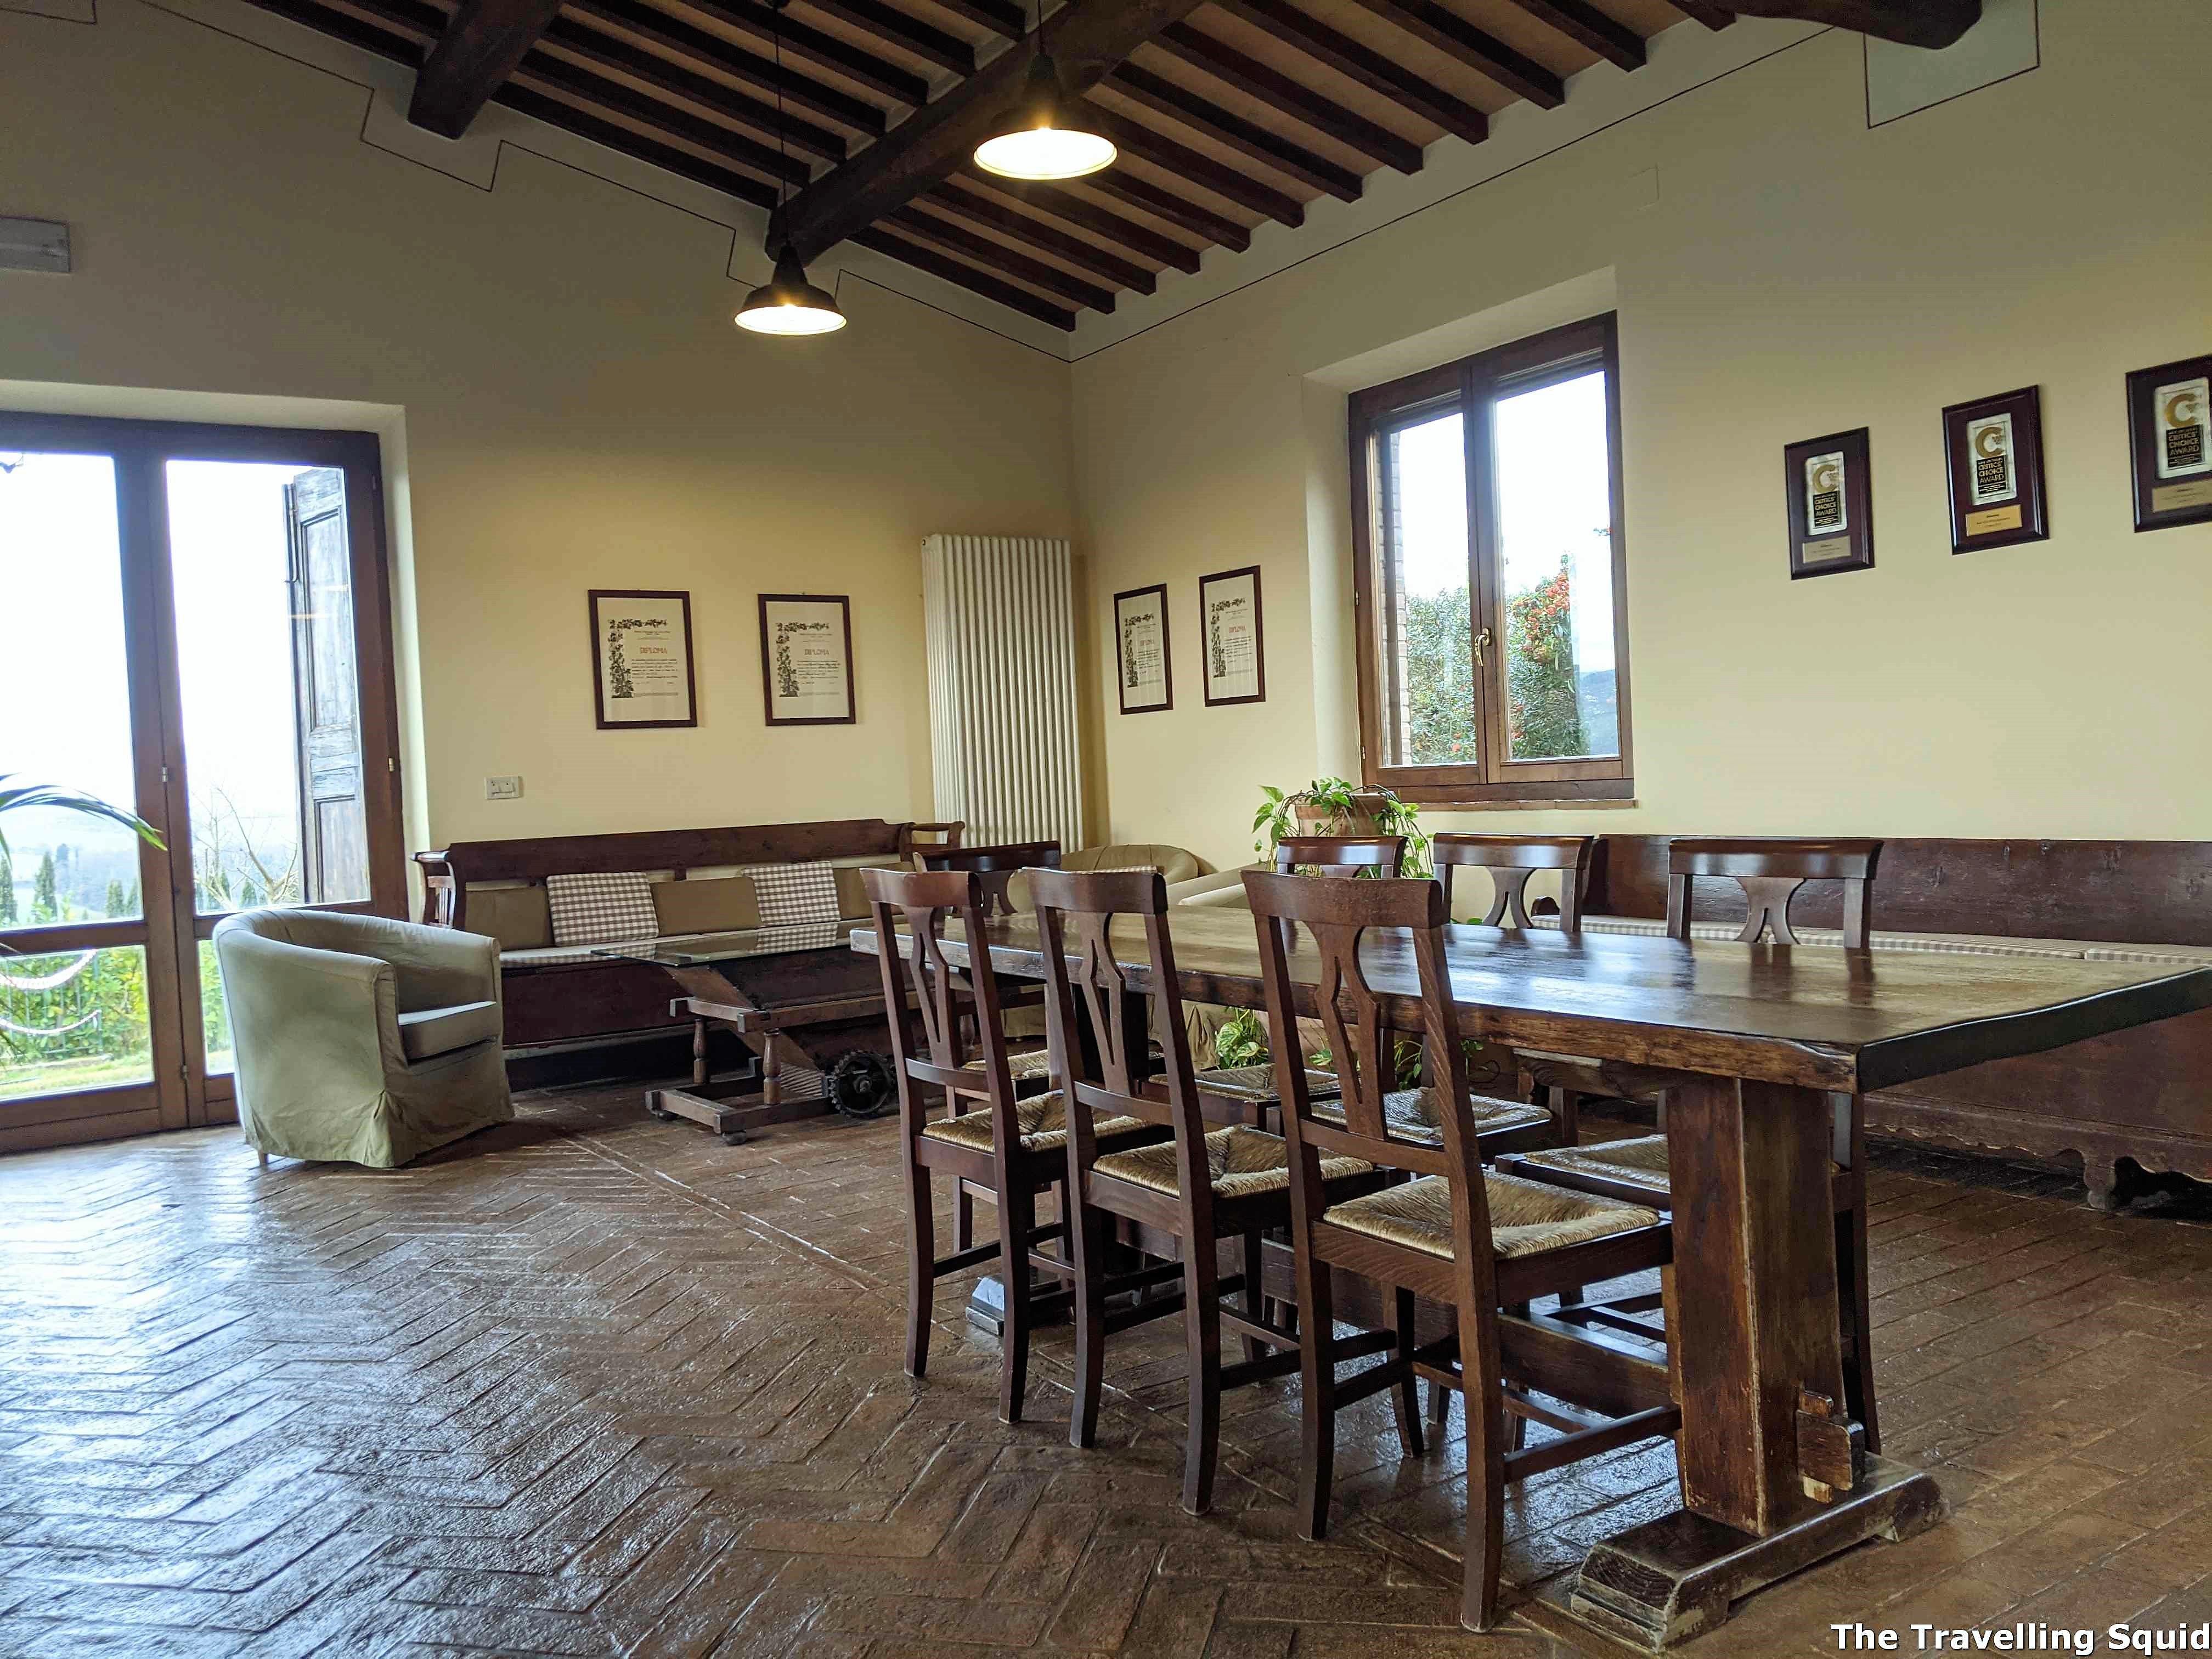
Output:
[
  {"xmin": 1155, "ymin": 24, "xmax": 1424, "ymax": 175},
  {"xmin": 1729, "ymin": 0, "xmax": 1977, "ymax": 47},
  {"xmin": 957, "ymin": 169, "xmax": 1205, "ymax": 273},
  {"xmin": 408, "ymin": 0, "xmax": 567, "ymax": 136},
  {"xmin": 813, "ymin": 0, "xmax": 977, "ymax": 77},
  {"xmin": 929, "ymin": 178, "xmax": 1159, "ymax": 292},
  {"xmin": 851, "ymin": 225, "xmax": 1077, "ymax": 328},
  {"xmin": 1667, "ymin": 1, "xmax": 1737, "ymax": 28},
  {"xmin": 538, "ymin": 18, "xmax": 849, "ymax": 161},
  {"xmin": 885, "ymin": 205, "xmax": 1118, "ymax": 310},
  {"xmin": 927, "ymin": 0, "xmax": 1026, "ymax": 40},
  {"xmin": 1084, "ymin": 167, "xmax": 1249, "ymax": 252},
  {"xmin": 496, "ymin": 82, "xmax": 781, "ymax": 205},
  {"xmin": 1500, "ymin": 0, "xmax": 1645, "ymax": 71},
  {"xmin": 514, "ymin": 50, "xmax": 806, "ymax": 183},
  {"xmin": 1076, "ymin": 101, "xmax": 1304, "ymax": 227},
  {"xmin": 1351, "ymin": 0, "xmax": 1565, "ymax": 109},
  {"xmin": 1214, "ymin": 0, "xmax": 1489, "ymax": 148},
  {"xmin": 769, "ymin": 0, "xmax": 1215, "ymax": 264},
  {"xmin": 679, "ymin": 0, "xmax": 933, "ymax": 106},
  {"xmin": 563, "ymin": 0, "xmax": 889, "ymax": 134},
  {"xmin": 1105, "ymin": 62, "xmax": 1364, "ymax": 203}
]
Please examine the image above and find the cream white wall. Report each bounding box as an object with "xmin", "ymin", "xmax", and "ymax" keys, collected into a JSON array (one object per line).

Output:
[
  {"xmin": 1074, "ymin": 0, "xmax": 2212, "ymax": 872},
  {"xmin": 0, "ymin": 0, "xmax": 1077, "ymax": 854}
]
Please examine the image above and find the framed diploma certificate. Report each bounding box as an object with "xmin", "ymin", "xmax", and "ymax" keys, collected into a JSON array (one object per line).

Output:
[
  {"xmin": 1943, "ymin": 386, "xmax": 2047, "ymax": 555},
  {"xmin": 2126, "ymin": 353, "xmax": 2212, "ymax": 533},
  {"xmin": 758, "ymin": 593, "xmax": 856, "ymax": 726},
  {"xmin": 1114, "ymin": 583, "xmax": 1172, "ymax": 714},
  {"xmin": 589, "ymin": 589, "xmax": 697, "ymax": 729},
  {"xmin": 1199, "ymin": 565, "xmax": 1266, "ymax": 706},
  {"xmin": 1783, "ymin": 428, "xmax": 1875, "ymax": 579}
]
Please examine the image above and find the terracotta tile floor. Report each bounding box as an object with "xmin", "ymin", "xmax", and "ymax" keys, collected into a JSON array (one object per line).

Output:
[{"xmin": 2, "ymin": 1086, "xmax": 2210, "ymax": 1657}]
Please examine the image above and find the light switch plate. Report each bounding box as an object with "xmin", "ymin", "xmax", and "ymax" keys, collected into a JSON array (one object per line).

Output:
[{"xmin": 485, "ymin": 775, "xmax": 523, "ymax": 800}]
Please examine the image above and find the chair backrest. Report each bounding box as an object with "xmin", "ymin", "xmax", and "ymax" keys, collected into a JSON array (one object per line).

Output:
[
  {"xmin": 862, "ymin": 865, "xmax": 1019, "ymax": 1152},
  {"xmin": 1666, "ymin": 838, "xmax": 1883, "ymax": 949},
  {"xmin": 1242, "ymin": 867, "xmax": 1500, "ymax": 1296},
  {"xmin": 1028, "ymin": 868, "xmax": 1217, "ymax": 1216},
  {"xmin": 1271, "ymin": 834, "xmax": 1405, "ymax": 879},
  {"xmin": 1430, "ymin": 833, "xmax": 1594, "ymax": 932},
  {"xmin": 919, "ymin": 839, "xmax": 1063, "ymax": 918}
]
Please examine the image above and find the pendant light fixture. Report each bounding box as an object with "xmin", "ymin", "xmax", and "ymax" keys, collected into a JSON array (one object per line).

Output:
[
  {"xmin": 737, "ymin": 0, "xmax": 846, "ymax": 335},
  {"xmin": 972, "ymin": 2, "xmax": 1115, "ymax": 181}
]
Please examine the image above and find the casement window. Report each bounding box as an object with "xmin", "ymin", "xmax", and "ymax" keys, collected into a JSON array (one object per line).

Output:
[{"xmin": 1350, "ymin": 314, "xmax": 1632, "ymax": 804}]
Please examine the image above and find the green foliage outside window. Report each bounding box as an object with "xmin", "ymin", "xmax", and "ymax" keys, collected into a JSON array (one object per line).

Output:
[{"xmin": 1398, "ymin": 553, "xmax": 1587, "ymax": 767}]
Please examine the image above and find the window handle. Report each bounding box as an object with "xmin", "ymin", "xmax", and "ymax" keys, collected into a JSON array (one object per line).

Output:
[{"xmin": 1473, "ymin": 627, "xmax": 1493, "ymax": 666}]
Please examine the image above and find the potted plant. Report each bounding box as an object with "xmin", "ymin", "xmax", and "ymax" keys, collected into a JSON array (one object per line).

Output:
[{"xmin": 1252, "ymin": 776, "xmax": 1430, "ymax": 876}]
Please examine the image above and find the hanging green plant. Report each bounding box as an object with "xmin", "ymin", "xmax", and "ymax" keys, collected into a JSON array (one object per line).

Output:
[{"xmin": 1251, "ymin": 776, "xmax": 1430, "ymax": 877}]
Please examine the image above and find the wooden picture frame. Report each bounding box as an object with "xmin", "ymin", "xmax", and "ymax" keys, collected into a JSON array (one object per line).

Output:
[
  {"xmin": 2126, "ymin": 353, "xmax": 2212, "ymax": 533},
  {"xmin": 1113, "ymin": 583, "xmax": 1172, "ymax": 714},
  {"xmin": 758, "ymin": 593, "xmax": 856, "ymax": 726},
  {"xmin": 1199, "ymin": 566, "xmax": 1266, "ymax": 706},
  {"xmin": 589, "ymin": 589, "xmax": 697, "ymax": 729},
  {"xmin": 1943, "ymin": 386, "xmax": 2047, "ymax": 554},
  {"xmin": 1784, "ymin": 428, "xmax": 1875, "ymax": 579}
]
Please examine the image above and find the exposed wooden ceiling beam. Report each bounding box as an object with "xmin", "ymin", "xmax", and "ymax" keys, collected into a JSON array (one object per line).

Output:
[
  {"xmin": 1075, "ymin": 101, "xmax": 1304, "ymax": 227},
  {"xmin": 813, "ymin": 0, "xmax": 976, "ymax": 77},
  {"xmin": 771, "ymin": 0, "xmax": 1213, "ymax": 264},
  {"xmin": 1498, "ymin": 0, "xmax": 1644, "ymax": 71},
  {"xmin": 1155, "ymin": 24, "xmax": 1423, "ymax": 174},
  {"xmin": 1351, "ymin": 0, "xmax": 1564, "ymax": 109},
  {"xmin": 928, "ymin": 0, "xmax": 1026, "ymax": 40},
  {"xmin": 1107, "ymin": 64, "xmax": 1362, "ymax": 202},
  {"xmin": 851, "ymin": 225, "xmax": 1077, "ymax": 328},
  {"xmin": 1084, "ymin": 167, "xmax": 1249, "ymax": 252},
  {"xmin": 957, "ymin": 168, "xmax": 1205, "ymax": 273},
  {"xmin": 930, "ymin": 178, "xmax": 1158, "ymax": 292},
  {"xmin": 496, "ymin": 84, "xmax": 781, "ymax": 206},
  {"xmin": 563, "ymin": 0, "xmax": 888, "ymax": 134},
  {"xmin": 1726, "ymin": 0, "xmax": 1976, "ymax": 47},
  {"xmin": 409, "ymin": 0, "xmax": 567, "ymax": 137},
  {"xmin": 256, "ymin": 0, "xmax": 429, "ymax": 61},
  {"xmin": 885, "ymin": 206, "xmax": 1117, "ymax": 311},
  {"xmin": 539, "ymin": 18, "xmax": 848, "ymax": 162},
  {"xmin": 679, "ymin": 0, "xmax": 932, "ymax": 106},
  {"xmin": 1667, "ymin": 1, "xmax": 1737, "ymax": 27},
  {"xmin": 512, "ymin": 52, "xmax": 809, "ymax": 184},
  {"xmin": 1214, "ymin": 0, "xmax": 1488, "ymax": 148}
]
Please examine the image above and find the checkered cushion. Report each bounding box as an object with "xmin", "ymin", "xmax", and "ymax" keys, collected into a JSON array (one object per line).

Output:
[
  {"xmin": 736, "ymin": 861, "xmax": 840, "ymax": 927},
  {"xmin": 544, "ymin": 871, "xmax": 657, "ymax": 946}
]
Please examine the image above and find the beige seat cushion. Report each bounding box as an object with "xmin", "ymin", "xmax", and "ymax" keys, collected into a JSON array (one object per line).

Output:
[
  {"xmin": 1063, "ymin": 843, "xmax": 1205, "ymax": 884},
  {"xmin": 395, "ymin": 999, "xmax": 502, "ymax": 1062},
  {"xmin": 919, "ymin": 1091, "xmax": 1148, "ymax": 1155},
  {"xmin": 1516, "ymin": 1134, "xmax": 1673, "ymax": 1195},
  {"xmin": 957, "ymin": 1048, "xmax": 1056, "ymax": 1086},
  {"xmin": 1313, "ymin": 1086, "xmax": 1551, "ymax": 1144},
  {"xmin": 1193, "ymin": 1063, "xmax": 1341, "ymax": 1103},
  {"xmin": 834, "ymin": 860, "xmax": 907, "ymax": 920},
  {"xmin": 464, "ymin": 886, "xmax": 551, "ymax": 951},
  {"xmin": 1325, "ymin": 1171, "xmax": 1662, "ymax": 1261},
  {"xmin": 651, "ymin": 876, "xmax": 760, "ymax": 936},
  {"xmin": 1093, "ymin": 1124, "xmax": 1372, "ymax": 1201}
]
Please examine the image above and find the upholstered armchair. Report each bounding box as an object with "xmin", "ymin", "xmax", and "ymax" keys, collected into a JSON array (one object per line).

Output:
[{"xmin": 213, "ymin": 910, "xmax": 512, "ymax": 1169}]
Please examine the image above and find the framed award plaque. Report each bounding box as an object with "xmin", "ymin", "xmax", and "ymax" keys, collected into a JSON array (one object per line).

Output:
[
  {"xmin": 2126, "ymin": 353, "xmax": 2212, "ymax": 533},
  {"xmin": 1784, "ymin": 427, "xmax": 1874, "ymax": 579},
  {"xmin": 1942, "ymin": 386, "xmax": 2047, "ymax": 555}
]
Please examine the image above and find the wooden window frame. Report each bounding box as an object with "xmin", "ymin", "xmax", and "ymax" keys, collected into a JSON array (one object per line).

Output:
[{"xmin": 1349, "ymin": 313, "xmax": 1633, "ymax": 806}]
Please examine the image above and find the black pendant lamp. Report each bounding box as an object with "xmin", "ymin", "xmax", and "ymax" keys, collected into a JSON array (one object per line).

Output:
[
  {"xmin": 738, "ymin": 0, "xmax": 846, "ymax": 335},
  {"xmin": 973, "ymin": 2, "xmax": 1115, "ymax": 180}
]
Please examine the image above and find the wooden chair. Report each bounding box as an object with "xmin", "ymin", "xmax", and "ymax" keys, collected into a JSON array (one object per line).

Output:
[
  {"xmin": 1431, "ymin": 833, "xmax": 1593, "ymax": 932},
  {"xmin": 918, "ymin": 840, "xmax": 1062, "ymax": 1099},
  {"xmin": 1243, "ymin": 868, "xmax": 1678, "ymax": 1632},
  {"xmin": 1031, "ymin": 867, "xmax": 1392, "ymax": 1514},
  {"xmin": 1501, "ymin": 837, "xmax": 1886, "ymax": 1451},
  {"xmin": 863, "ymin": 864, "xmax": 1160, "ymax": 1424}
]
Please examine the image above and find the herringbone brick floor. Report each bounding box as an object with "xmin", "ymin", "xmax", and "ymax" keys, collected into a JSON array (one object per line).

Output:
[{"xmin": 3, "ymin": 1086, "xmax": 2210, "ymax": 1658}]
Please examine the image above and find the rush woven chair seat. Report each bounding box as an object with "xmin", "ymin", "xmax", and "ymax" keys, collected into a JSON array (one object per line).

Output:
[
  {"xmin": 1312, "ymin": 1085, "xmax": 1551, "ymax": 1149},
  {"xmin": 1032, "ymin": 866, "xmax": 1391, "ymax": 1516},
  {"xmin": 865, "ymin": 864, "xmax": 1169, "ymax": 1425},
  {"xmin": 1190, "ymin": 834, "xmax": 1404, "ymax": 1117},
  {"xmin": 1243, "ymin": 866, "xmax": 1678, "ymax": 1633},
  {"xmin": 1502, "ymin": 836, "xmax": 1887, "ymax": 1452}
]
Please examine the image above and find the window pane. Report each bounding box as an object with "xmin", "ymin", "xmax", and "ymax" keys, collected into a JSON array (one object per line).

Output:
[
  {"xmin": 1494, "ymin": 370, "xmax": 1620, "ymax": 761},
  {"xmin": 0, "ymin": 946, "xmax": 153, "ymax": 1099},
  {"xmin": 0, "ymin": 452, "xmax": 145, "ymax": 926},
  {"xmin": 166, "ymin": 461, "xmax": 371, "ymax": 913},
  {"xmin": 1380, "ymin": 411, "xmax": 1477, "ymax": 768},
  {"xmin": 199, "ymin": 939, "xmax": 234, "ymax": 1076}
]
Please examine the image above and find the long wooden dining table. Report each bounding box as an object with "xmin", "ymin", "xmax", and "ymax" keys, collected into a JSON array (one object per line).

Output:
[{"xmin": 851, "ymin": 906, "xmax": 2212, "ymax": 1647}]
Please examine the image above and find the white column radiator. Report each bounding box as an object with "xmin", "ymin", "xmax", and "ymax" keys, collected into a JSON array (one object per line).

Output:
[{"xmin": 922, "ymin": 534, "xmax": 1085, "ymax": 849}]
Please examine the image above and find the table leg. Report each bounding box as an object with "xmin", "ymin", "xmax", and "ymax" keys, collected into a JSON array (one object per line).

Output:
[{"xmin": 1570, "ymin": 1076, "xmax": 1943, "ymax": 1648}]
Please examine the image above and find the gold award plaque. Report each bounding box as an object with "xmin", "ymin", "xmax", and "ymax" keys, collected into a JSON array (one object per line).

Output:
[{"xmin": 1964, "ymin": 505, "xmax": 2024, "ymax": 536}]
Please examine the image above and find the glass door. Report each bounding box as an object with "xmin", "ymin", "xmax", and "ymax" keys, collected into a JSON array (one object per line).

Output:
[{"xmin": 0, "ymin": 414, "xmax": 403, "ymax": 1153}]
